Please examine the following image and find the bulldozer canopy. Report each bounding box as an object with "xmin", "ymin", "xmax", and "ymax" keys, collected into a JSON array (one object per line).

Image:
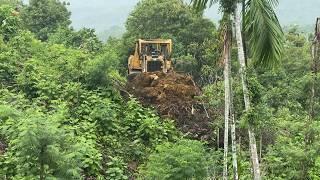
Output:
[{"xmin": 137, "ymin": 39, "xmax": 172, "ymax": 54}]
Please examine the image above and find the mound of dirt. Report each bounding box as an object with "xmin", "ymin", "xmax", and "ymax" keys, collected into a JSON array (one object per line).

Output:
[{"xmin": 126, "ymin": 71, "xmax": 213, "ymax": 141}]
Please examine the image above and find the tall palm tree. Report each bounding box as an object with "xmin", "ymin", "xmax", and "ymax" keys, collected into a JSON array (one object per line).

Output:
[
  {"xmin": 193, "ymin": 1, "xmax": 236, "ymax": 178},
  {"xmin": 221, "ymin": 18, "xmax": 232, "ymax": 180},
  {"xmin": 192, "ymin": 0, "xmax": 284, "ymax": 179}
]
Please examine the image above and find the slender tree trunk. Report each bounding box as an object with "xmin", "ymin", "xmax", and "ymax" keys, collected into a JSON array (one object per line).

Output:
[
  {"xmin": 230, "ymin": 63, "xmax": 239, "ymax": 180},
  {"xmin": 230, "ymin": 84, "xmax": 239, "ymax": 180},
  {"xmin": 307, "ymin": 19, "xmax": 320, "ymax": 151},
  {"xmin": 310, "ymin": 39, "xmax": 316, "ymax": 124},
  {"xmin": 40, "ymin": 163, "xmax": 45, "ymax": 180},
  {"xmin": 223, "ymin": 26, "xmax": 231, "ymax": 180},
  {"xmin": 39, "ymin": 146, "xmax": 45, "ymax": 180},
  {"xmin": 310, "ymin": 18, "xmax": 320, "ymax": 121},
  {"xmin": 259, "ymin": 134, "xmax": 262, "ymax": 160},
  {"xmin": 234, "ymin": 4, "xmax": 261, "ymax": 180},
  {"xmin": 242, "ymin": 0, "xmax": 248, "ymax": 66},
  {"xmin": 217, "ymin": 128, "xmax": 220, "ymax": 149}
]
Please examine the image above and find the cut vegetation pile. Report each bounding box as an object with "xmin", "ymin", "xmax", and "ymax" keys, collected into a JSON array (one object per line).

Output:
[{"xmin": 126, "ymin": 71, "xmax": 213, "ymax": 141}]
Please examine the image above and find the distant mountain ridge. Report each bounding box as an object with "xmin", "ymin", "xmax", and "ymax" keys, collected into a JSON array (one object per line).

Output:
[
  {"xmin": 277, "ymin": 0, "xmax": 320, "ymax": 27},
  {"xmin": 63, "ymin": 0, "xmax": 320, "ymax": 37}
]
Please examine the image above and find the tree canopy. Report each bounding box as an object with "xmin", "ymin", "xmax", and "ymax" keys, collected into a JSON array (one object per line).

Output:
[{"xmin": 21, "ymin": 0, "xmax": 71, "ymax": 41}]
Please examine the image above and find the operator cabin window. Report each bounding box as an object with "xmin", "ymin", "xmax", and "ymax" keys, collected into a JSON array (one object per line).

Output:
[{"xmin": 161, "ymin": 44, "xmax": 169, "ymax": 59}]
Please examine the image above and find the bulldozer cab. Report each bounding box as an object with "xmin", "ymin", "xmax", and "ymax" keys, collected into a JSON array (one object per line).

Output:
[{"xmin": 128, "ymin": 39, "xmax": 173, "ymax": 74}]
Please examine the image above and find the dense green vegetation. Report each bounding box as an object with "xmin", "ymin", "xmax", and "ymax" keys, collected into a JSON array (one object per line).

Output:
[{"xmin": 0, "ymin": 0, "xmax": 319, "ymax": 179}]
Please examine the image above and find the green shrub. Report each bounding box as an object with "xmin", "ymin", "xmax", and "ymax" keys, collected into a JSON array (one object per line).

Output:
[{"xmin": 139, "ymin": 139, "xmax": 209, "ymax": 180}]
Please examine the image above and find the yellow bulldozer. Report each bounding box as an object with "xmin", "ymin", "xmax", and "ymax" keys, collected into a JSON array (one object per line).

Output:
[{"xmin": 128, "ymin": 39, "xmax": 173, "ymax": 75}]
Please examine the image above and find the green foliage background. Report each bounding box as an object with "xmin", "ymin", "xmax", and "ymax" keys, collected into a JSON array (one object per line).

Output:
[{"xmin": 0, "ymin": 0, "xmax": 320, "ymax": 179}]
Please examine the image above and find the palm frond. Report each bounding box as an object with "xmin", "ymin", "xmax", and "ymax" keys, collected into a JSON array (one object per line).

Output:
[{"xmin": 245, "ymin": 0, "xmax": 284, "ymax": 68}]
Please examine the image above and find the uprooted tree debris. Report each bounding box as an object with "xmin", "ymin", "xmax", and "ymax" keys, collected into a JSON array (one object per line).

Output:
[{"xmin": 126, "ymin": 71, "xmax": 214, "ymax": 141}]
